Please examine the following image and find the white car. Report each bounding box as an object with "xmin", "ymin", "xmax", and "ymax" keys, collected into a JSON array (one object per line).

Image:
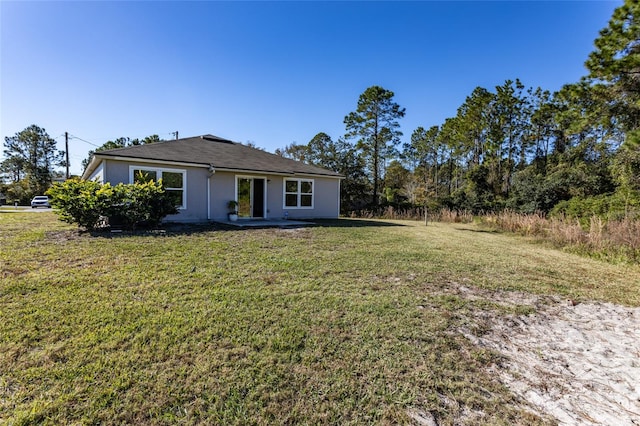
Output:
[{"xmin": 31, "ymin": 196, "xmax": 51, "ymax": 208}]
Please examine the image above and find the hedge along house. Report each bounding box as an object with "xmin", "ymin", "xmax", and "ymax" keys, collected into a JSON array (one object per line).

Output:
[{"xmin": 81, "ymin": 134, "xmax": 343, "ymax": 223}]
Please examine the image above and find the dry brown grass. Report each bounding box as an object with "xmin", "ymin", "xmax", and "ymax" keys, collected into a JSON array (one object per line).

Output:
[
  {"xmin": 431, "ymin": 208, "xmax": 474, "ymax": 223},
  {"xmin": 349, "ymin": 206, "xmax": 426, "ymax": 220},
  {"xmin": 480, "ymin": 210, "xmax": 640, "ymax": 263},
  {"xmin": 351, "ymin": 207, "xmax": 640, "ymax": 262},
  {"xmin": 350, "ymin": 207, "xmax": 474, "ymax": 223}
]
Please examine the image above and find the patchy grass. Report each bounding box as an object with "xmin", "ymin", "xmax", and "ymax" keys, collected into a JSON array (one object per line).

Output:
[{"xmin": 1, "ymin": 212, "xmax": 638, "ymax": 424}]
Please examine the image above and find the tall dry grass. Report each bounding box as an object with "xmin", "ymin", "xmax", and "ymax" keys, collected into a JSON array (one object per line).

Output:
[
  {"xmin": 349, "ymin": 206, "xmax": 425, "ymax": 220},
  {"xmin": 430, "ymin": 208, "xmax": 474, "ymax": 223},
  {"xmin": 348, "ymin": 207, "xmax": 639, "ymax": 262},
  {"xmin": 349, "ymin": 206, "xmax": 474, "ymax": 223},
  {"xmin": 479, "ymin": 210, "xmax": 640, "ymax": 263}
]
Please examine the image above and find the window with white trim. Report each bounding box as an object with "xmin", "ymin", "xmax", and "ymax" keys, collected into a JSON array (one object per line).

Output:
[
  {"xmin": 284, "ymin": 178, "xmax": 313, "ymax": 208},
  {"xmin": 130, "ymin": 166, "xmax": 186, "ymax": 209}
]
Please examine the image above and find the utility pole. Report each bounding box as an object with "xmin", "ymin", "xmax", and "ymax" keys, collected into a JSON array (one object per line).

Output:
[
  {"xmin": 65, "ymin": 132, "xmax": 70, "ymax": 179},
  {"xmin": 172, "ymin": 131, "xmax": 179, "ymax": 140}
]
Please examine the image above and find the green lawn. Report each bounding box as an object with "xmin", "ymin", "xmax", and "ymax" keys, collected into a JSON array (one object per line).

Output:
[{"xmin": 1, "ymin": 212, "xmax": 638, "ymax": 425}]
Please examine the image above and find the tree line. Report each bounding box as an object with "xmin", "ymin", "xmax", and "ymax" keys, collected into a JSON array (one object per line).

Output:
[
  {"xmin": 0, "ymin": 129, "xmax": 164, "ymax": 204},
  {"xmin": 3, "ymin": 0, "xmax": 638, "ymax": 219},
  {"xmin": 277, "ymin": 0, "xmax": 640, "ymax": 220}
]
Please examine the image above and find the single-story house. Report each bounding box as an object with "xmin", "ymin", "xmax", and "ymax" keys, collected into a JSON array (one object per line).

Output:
[{"xmin": 81, "ymin": 134, "xmax": 343, "ymax": 222}]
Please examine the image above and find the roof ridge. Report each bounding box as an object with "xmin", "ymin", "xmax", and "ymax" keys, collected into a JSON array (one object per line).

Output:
[{"xmin": 199, "ymin": 134, "xmax": 235, "ymax": 143}]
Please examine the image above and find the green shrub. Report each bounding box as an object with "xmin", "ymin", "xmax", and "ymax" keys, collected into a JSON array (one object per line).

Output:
[
  {"xmin": 47, "ymin": 178, "xmax": 178, "ymax": 231},
  {"xmin": 47, "ymin": 179, "xmax": 110, "ymax": 230},
  {"xmin": 551, "ymin": 191, "xmax": 640, "ymax": 226},
  {"xmin": 104, "ymin": 180, "xmax": 179, "ymax": 229}
]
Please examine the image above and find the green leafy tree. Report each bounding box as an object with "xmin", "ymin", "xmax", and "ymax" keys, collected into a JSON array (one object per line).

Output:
[
  {"xmin": 274, "ymin": 142, "xmax": 309, "ymax": 162},
  {"xmin": 138, "ymin": 135, "xmax": 162, "ymax": 145},
  {"xmin": 82, "ymin": 135, "xmax": 163, "ymax": 172},
  {"xmin": 344, "ymin": 86, "xmax": 405, "ymax": 206},
  {"xmin": 2, "ymin": 125, "xmax": 65, "ymax": 196},
  {"xmin": 305, "ymin": 133, "xmax": 369, "ymax": 212},
  {"xmin": 585, "ymin": 0, "xmax": 640, "ymax": 147},
  {"xmin": 383, "ymin": 160, "xmax": 410, "ymax": 204},
  {"xmin": 276, "ymin": 132, "xmax": 369, "ymax": 212},
  {"xmin": 610, "ymin": 146, "xmax": 640, "ymax": 217},
  {"xmin": 242, "ymin": 141, "xmax": 265, "ymax": 151},
  {"xmin": 0, "ymin": 156, "xmax": 25, "ymax": 183},
  {"xmin": 306, "ymin": 132, "xmax": 334, "ymax": 166},
  {"xmin": 404, "ymin": 126, "xmax": 441, "ymax": 199}
]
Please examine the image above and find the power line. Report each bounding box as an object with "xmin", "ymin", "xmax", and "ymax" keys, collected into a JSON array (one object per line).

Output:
[
  {"xmin": 68, "ymin": 134, "xmax": 101, "ymax": 148},
  {"xmin": 68, "ymin": 131, "xmax": 177, "ymax": 148}
]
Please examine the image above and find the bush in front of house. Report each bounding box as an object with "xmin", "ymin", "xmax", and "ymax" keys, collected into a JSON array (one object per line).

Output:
[
  {"xmin": 104, "ymin": 179, "xmax": 179, "ymax": 230},
  {"xmin": 47, "ymin": 179, "xmax": 110, "ymax": 230},
  {"xmin": 47, "ymin": 178, "xmax": 179, "ymax": 231}
]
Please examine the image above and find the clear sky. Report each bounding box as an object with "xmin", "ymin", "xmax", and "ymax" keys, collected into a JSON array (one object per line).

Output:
[{"xmin": 1, "ymin": 0, "xmax": 621, "ymax": 176}]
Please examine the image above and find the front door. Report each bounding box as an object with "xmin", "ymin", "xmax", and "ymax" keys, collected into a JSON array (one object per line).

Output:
[{"xmin": 237, "ymin": 177, "xmax": 265, "ymax": 219}]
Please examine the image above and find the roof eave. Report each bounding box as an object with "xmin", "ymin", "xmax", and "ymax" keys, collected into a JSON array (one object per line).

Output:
[
  {"xmin": 91, "ymin": 154, "xmax": 210, "ymax": 170},
  {"xmin": 81, "ymin": 155, "xmax": 102, "ymax": 180},
  {"xmin": 87, "ymin": 154, "xmax": 343, "ymax": 179},
  {"xmin": 214, "ymin": 166, "xmax": 343, "ymax": 178}
]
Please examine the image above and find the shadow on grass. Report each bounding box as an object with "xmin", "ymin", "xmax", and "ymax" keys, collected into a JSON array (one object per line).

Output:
[
  {"xmin": 306, "ymin": 218, "xmax": 405, "ymax": 228},
  {"xmin": 82, "ymin": 218, "xmax": 405, "ymax": 238},
  {"xmin": 454, "ymin": 226, "xmax": 500, "ymax": 234},
  {"xmin": 87, "ymin": 223, "xmax": 220, "ymax": 238}
]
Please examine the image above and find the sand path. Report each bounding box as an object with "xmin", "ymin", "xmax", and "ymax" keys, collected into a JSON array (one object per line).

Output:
[{"xmin": 463, "ymin": 290, "xmax": 640, "ymax": 425}]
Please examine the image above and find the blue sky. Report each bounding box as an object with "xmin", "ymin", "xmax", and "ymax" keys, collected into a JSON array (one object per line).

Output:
[{"xmin": 1, "ymin": 1, "xmax": 620, "ymax": 176}]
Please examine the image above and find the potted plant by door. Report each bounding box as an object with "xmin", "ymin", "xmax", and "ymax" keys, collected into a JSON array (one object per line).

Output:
[{"xmin": 227, "ymin": 200, "xmax": 239, "ymax": 221}]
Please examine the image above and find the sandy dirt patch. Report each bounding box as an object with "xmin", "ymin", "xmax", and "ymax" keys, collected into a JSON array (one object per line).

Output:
[{"xmin": 461, "ymin": 287, "xmax": 640, "ymax": 425}]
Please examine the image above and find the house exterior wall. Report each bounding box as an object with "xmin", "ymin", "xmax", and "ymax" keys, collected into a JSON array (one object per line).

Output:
[
  {"xmin": 102, "ymin": 160, "xmax": 209, "ymax": 222},
  {"xmin": 268, "ymin": 175, "xmax": 340, "ymax": 219},
  {"xmin": 97, "ymin": 159, "xmax": 341, "ymax": 222},
  {"xmin": 209, "ymin": 172, "xmax": 236, "ymax": 219},
  {"xmin": 87, "ymin": 160, "xmax": 105, "ymax": 184},
  {"xmin": 210, "ymin": 172, "xmax": 340, "ymax": 220}
]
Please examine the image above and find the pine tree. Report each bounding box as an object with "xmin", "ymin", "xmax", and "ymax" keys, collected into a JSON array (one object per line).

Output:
[
  {"xmin": 2, "ymin": 125, "xmax": 65, "ymax": 196},
  {"xmin": 585, "ymin": 0, "xmax": 640, "ymax": 146},
  {"xmin": 344, "ymin": 86, "xmax": 405, "ymax": 206}
]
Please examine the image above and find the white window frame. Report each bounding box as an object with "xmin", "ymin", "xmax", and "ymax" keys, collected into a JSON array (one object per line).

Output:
[
  {"xmin": 283, "ymin": 178, "xmax": 314, "ymax": 209},
  {"xmin": 129, "ymin": 165, "xmax": 187, "ymax": 210}
]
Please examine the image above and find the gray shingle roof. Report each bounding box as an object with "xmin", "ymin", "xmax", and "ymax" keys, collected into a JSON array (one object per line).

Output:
[{"xmin": 90, "ymin": 134, "xmax": 342, "ymax": 178}]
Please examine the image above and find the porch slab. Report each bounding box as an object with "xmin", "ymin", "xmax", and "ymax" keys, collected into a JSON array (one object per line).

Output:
[{"xmin": 214, "ymin": 219, "xmax": 314, "ymax": 228}]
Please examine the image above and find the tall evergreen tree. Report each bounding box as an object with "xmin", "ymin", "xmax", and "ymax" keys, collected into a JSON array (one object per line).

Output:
[
  {"xmin": 306, "ymin": 132, "xmax": 335, "ymax": 166},
  {"xmin": 274, "ymin": 142, "xmax": 309, "ymax": 162},
  {"xmin": 492, "ymin": 79, "xmax": 529, "ymax": 196},
  {"xmin": 585, "ymin": 0, "xmax": 640, "ymax": 146},
  {"xmin": 2, "ymin": 125, "xmax": 65, "ymax": 196},
  {"xmin": 344, "ymin": 86, "xmax": 405, "ymax": 206},
  {"xmin": 529, "ymin": 87, "xmax": 556, "ymax": 173},
  {"xmin": 405, "ymin": 126, "xmax": 441, "ymax": 197},
  {"xmin": 307, "ymin": 133, "xmax": 369, "ymax": 211},
  {"xmin": 438, "ymin": 117, "xmax": 464, "ymax": 196},
  {"xmin": 456, "ymin": 86, "xmax": 493, "ymax": 167}
]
